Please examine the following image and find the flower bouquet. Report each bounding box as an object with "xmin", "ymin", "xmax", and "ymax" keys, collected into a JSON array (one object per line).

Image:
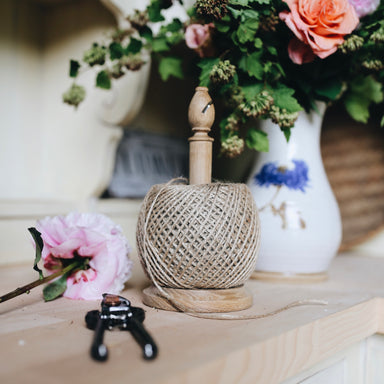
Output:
[{"xmin": 63, "ymin": 0, "xmax": 384, "ymax": 157}]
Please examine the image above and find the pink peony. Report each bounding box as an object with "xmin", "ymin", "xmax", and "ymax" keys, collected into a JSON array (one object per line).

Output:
[
  {"xmin": 280, "ymin": 0, "xmax": 359, "ymax": 61},
  {"xmin": 36, "ymin": 212, "xmax": 132, "ymax": 300},
  {"xmin": 348, "ymin": 0, "xmax": 380, "ymax": 18},
  {"xmin": 185, "ymin": 23, "xmax": 212, "ymax": 49}
]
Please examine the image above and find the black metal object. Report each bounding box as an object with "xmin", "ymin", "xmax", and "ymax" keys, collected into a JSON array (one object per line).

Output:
[{"xmin": 85, "ymin": 293, "xmax": 158, "ymax": 362}]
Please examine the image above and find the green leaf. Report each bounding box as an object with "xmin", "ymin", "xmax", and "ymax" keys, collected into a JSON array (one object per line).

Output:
[
  {"xmin": 227, "ymin": 5, "xmax": 243, "ymax": 18},
  {"xmin": 28, "ymin": 228, "xmax": 44, "ymax": 280},
  {"xmin": 126, "ymin": 38, "xmax": 143, "ymax": 54},
  {"xmin": 315, "ymin": 80, "xmax": 343, "ymax": 101},
  {"xmin": 344, "ymin": 76, "xmax": 383, "ymax": 123},
  {"xmin": 228, "ymin": 0, "xmax": 250, "ymax": 5},
  {"xmin": 96, "ymin": 70, "xmax": 111, "ymax": 89},
  {"xmin": 254, "ymin": 38, "xmax": 262, "ymax": 49},
  {"xmin": 270, "ymin": 85, "xmax": 303, "ymax": 113},
  {"xmin": 163, "ymin": 18, "xmax": 183, "ymax": 33},
  {"xmin": 69, "ymin": 60, "xmax": 80, "ymax": 78},
  {"xmin": 283, "ymin": 128, "xmax": 291, "ymax": 142},
  {"xmin": 109, "ymin": 42, "xmax": 124, "ymax": 60},
  {"xmin": 237, "ymin": 18, "xmax": 259, "ymax": 43},
  {"xmin": 198, "ymin": 58, "xmax": 220, "ymax": 87},
  {"xmin": 246, "ymin": 128, "xmax": 269, "ymax": 152},
  {"xmin": 43, "ymin": 273, "xmax": 68, "ymax": 302},
  {"xmin": 215, "ymin": 22, "xmax": 231, "ymax": 33},
  {"xmin": 158, "ymin": 57, "xmax": 184, "ymax": 81},
  {"xmin": 152, "ymin": 36, "xmax": 169, "ymax": 52},
  {"xmin": 147, "ymin": 2, "xmax": 165, "ymax": 22},
  {"xmin": 238, "ymin": 52, "xmax": 264, "ymax": 80},
  {"xmin": 139, "ymin": 26, "xmax": 153, "ymax": 42},
  {"xmin": 242, "ymin": 83, "xmax": 264, "ymax": 101}
]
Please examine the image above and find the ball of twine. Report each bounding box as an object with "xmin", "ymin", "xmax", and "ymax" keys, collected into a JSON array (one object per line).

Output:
[{"xmin": 136, "ymin": 179, "xmax": 261, "ymax": 290}]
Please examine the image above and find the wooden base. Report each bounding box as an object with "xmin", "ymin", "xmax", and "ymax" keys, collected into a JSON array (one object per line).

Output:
[
  {"xmin": 251, "ymin": 270, "xmax": 328, "ymax": 283},
  {"xmin": 142, "ymin": 285, "xmax": 253, "ymax": 313}
]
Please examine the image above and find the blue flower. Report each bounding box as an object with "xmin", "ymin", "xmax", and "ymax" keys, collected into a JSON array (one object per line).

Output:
[{"xmin": 254, "ymin": 159, "xmax": 309, "ymax": 192}]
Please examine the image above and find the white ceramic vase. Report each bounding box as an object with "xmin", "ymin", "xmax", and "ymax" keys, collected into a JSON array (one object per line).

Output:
[{"xmin": 247, "ymin": 104, "xmax": 342, "ymax": 280}]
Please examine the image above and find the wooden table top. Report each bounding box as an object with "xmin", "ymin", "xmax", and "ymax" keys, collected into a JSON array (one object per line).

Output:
[{"xmin": 1, "ymin": 253, "xmax": 384, "ymax": 384}]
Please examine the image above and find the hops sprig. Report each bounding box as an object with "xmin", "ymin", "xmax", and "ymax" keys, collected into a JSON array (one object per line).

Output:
[
  {"xmin": 240, "ymin": 91, "xmax": 274, "ymax": 118},
  {"xmin": 210, "ymin": 60, "xmax": 236, "ymax": 84},
  {"xmin": 127, "ymin": 10, "xmax": 150, "ymax": 31},
  {"xmin": 83, "ymin": 43, "xmax": 107, "ymax": 66},
  {"xmin": 62, "ymin": 84, "xmax": 86, "ymax": 108},
  {"xmin": 196, "ymin": 0, "xmax": 228, "ymax": 20},
  {"xmin": 339, "ymin": 35, "xmax": 364, "ymax": 53},
  {"xmin": 269, "ymin": 105, "xmax": 299, "ymax": 129},
  {"xmin": 221, "ymin": 135, "xmax": 245, "ymax": 158}
]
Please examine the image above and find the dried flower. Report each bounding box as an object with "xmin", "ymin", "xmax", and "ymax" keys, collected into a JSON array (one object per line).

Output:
[
  {"xmin": 210, "ymin": 60, "xmax": 236, "ymax": 84},
  {"xmin": 225, "ymin": 115, "xmax": 240, "ymax": 132},
  {"xmin": 362, "ymin": 60, "xmax": 384, "ymax": 71},
  {"xmin": 83, "ymin": 43, "xmax": 107, "ymax": 66},
  {"xmin": 121, "ymin": 54, "xmax": 146, "ymax": 71},
  {"xmin": 269, "ymin": 105, "xmax": 299, "ymax": 129},
  {"xmin": 371, "ymin": 26, "xmax": 384, "ymax": 43},
  {"xmin": 196, "ymin": 0, "xmax": 228, "ymax": 20},
  {"xmin": 339, "ymin": 35, "xmax": 364, "ymax": 53},
  {"xmin": 240, "ymin": 91, "xmax": 274, "ymax": 118},
  {"xmin": 62, "ymin": 83, "xmax": 86, "ymax": 107},
  {"xmin": 221, "ymin": 135, "xmax": 245, "ymax": 158},
  {"xmin": 127, "ymin": 9, "xmax": 150, "ymax": 31}
]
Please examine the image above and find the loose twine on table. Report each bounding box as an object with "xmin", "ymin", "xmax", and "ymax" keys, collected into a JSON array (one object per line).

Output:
[{"xmin": 137, "ymin": 178, "xmax": 327, "ymax": 320}]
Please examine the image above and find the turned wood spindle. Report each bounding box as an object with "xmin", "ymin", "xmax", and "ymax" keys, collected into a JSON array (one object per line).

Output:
[{"xmin": 188, "ymin": 87, "xmax": 215, "ymax": 185}]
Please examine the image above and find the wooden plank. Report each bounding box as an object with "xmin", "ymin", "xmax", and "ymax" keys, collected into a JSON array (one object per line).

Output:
[{"xmin": 0, "ymin": 254, "xmax": 384, "ymax": 383}]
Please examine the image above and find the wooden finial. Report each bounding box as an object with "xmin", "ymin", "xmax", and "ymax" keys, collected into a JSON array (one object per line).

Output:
[{"xmin": 188, "ymin": 87, "xmax": 215, "ymax": 185}]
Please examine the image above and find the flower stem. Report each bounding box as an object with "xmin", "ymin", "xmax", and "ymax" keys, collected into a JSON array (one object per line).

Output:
[{"xmin": 0, "ymin": 262, "xmax": 80, "ymax": 304}]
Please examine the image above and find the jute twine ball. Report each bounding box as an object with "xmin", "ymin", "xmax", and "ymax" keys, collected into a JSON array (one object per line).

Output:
[{"xmin": 136, "ymin": 180, "xmax": 261, "ymax": 289}]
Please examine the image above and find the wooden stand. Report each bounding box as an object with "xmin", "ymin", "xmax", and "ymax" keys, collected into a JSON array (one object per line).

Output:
[
  {"xmin": 188, "ymin": 86, "xmax": 215, "ymax": 185},
  {"xmin": 142, "ymin": 285, "xmax": 253, "ymax": 313},
  {"xmin": 251, "ymin": 270, "xmax": 328, "ymax": 283},
  {"xmin": 141, "ymin": 87, "xmax": 253, "ymax": 313}
]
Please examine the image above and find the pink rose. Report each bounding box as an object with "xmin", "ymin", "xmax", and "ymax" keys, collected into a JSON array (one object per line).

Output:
[
  {"xmin": 185, "ymin": 23, "xmax": 212, "ymax": 49},
  {"xmin": 280, "ymin": 0, "xmax": 359, "ymax": 61},
  {"xmin": 348, "ymin": 0, "xmax": 380, "ymax": 18},
  {"xmin": 36, "ymin": 212, "xmax": 132, "ymax": 300}
]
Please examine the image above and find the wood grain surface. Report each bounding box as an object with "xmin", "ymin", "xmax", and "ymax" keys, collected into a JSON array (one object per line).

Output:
[{"xmin": 1, "ymin": 253, "xmax": 384, "ymax": 384}]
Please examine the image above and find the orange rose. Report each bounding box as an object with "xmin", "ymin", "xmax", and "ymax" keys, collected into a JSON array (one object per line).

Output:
[{"xmin": 280, "ymin": 0, "xmax": 359, "ymax": 60}]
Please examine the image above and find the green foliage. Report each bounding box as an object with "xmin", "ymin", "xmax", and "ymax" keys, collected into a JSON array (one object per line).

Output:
[
  {"xmin": 96, "ymin": 70, "xmax": 111, "ymax": 89},
  {"xmin": 269, "ymin": 85, "xmax": 303, "ymax": 113},
  {"xmin": 159, "ymin": 57, "xmax": 184, "ymax": 81},
  {"xmin": 63, "ymin": 0, "xmax": 384, "ymax": 156},
  {"xmin": 238, "ymin": 52, "xmax": 264, "ymax": 80},
  {"xmin": 69, "ymin": 60, "xmax": 80, "ymax": 78},
  {"xmin": 198, "ymin": 58, "xmax": 220, "ymax": 87},
  {"xmin": 43, "ymin": 274, "xmax": 69, "ymax": 302},
  {"xmin": 28, "ymin": 228, "xmax": 44, "ymax": 280},
  {"xmin": 246, "ymin": 127, "xmax": 269, "ymax": 152},
  {"xmin": 109, "ymin": 42, "xmax": 124, "ymax": 60},
  {"xmin": 147, "ymin": 1, "xmax": 165, "ymax": 22},
  {"xmin": 126, "ymin": 38, "xmax": 143, "ymax": 54},
  {"xmin": 344, "ymin": 76, "xmax": 383, "ymax": 123}
]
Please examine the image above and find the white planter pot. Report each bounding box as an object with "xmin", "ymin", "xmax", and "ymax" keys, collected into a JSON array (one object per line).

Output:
[{"xmin": 247, "ymin": 104, "xmax": 342, "ymax": 280}]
